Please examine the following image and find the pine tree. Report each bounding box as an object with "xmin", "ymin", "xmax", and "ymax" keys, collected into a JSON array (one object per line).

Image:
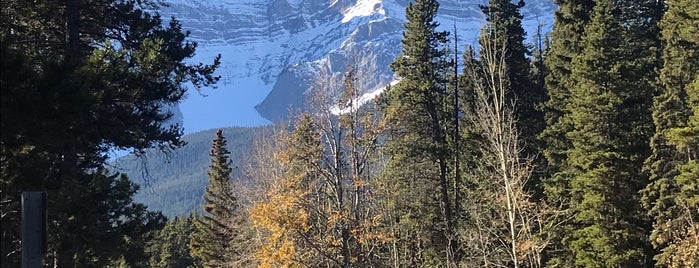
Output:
[
  {"xmin": 562, "ymin": 0, "xmax": 658, "ymax": 266},
  {"xmin": 662, "ymin": 78, "xmax": 699, "ymax": 267},
  {"xmin": 531, "ymin": 23, "xmax": 547, "ymax": 98},
  {"xmin": 190, "ymin": 130, "xmax": 241, "ymax": 267},
  {"xmin": 45, "ymin": 168, "xmax": 166, "ymax": 267},
  {"xmin": 540, "ymin": 5, "xmax": 595, "ymax": 249},
  {"xmin": 642, "ymin": 0, "xmax": 699, "ymax": 265},
  {"xmin": 380, "ymin": 0, "xmax": 456, "ymax": 265}
]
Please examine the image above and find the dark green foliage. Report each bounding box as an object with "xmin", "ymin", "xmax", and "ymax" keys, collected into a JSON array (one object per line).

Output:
[
  {"xmin": 149, "ymin": 215, "xmax": 200, "ymax": 268},
  {"xmin": 3, "ymin": 0, "xmax": 695, "ymax": 266},
  {"xmin": 0, "ymin": 0, "xmax": 219, "ymax": 265},
  {"xmin": 530, "ymin": 22, "xmax": 549, "ymax": 181},
  {"xmin": 531, "ymin": 24, "xmax": 548, "ymax": 99},
  {"xmin": 122, "ymin": 128, "xmax": 261, "ymax": 267},
  {"xmin": 560, "ymin": 0, "xmax": 660, "ymax": 266},
  {"xmin": 642, "ymin": 0, "xmax": 699, "ymax": 265},
  {"xmin": 539, "ymin": 1, "xmax": 595, "ymax": 265},
  {"xmin": 189, "ymin": 130, "xmax": 242, "ymax": 267},
  {"xmin": 47, "ymin": 168, "xmax": 166, "ymax": 267},
  {"xmin": 540, "ymin": 0, "xmax": 595, "ymax": 172},
  {"xmin": 382, "ymin": 0, "xmax": 457, "ymax": 265},
  {"xmin": 1, "ymin": 0, "xmax": 220, "ymax": 159}
]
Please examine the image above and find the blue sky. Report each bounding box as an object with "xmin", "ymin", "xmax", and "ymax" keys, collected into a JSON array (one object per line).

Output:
[{"xmin": 180, "ymin": 79, "xmax": 271, "ymax": 134}]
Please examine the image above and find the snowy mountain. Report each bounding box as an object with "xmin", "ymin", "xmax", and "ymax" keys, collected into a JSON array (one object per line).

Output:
[{"xmin": 159, "ymin": 0, "xmax": 556, "ymax": 132}]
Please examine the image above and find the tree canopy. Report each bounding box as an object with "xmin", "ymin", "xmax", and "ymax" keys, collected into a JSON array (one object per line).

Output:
[{"xmin": 1, "ymin": 0, "xmax": 219, "ymax": 265}]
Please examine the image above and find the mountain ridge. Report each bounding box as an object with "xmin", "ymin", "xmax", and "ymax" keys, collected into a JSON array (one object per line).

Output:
[{"xmin": 158, "ymin": 0, "xmax": 555, "ymax": 132}]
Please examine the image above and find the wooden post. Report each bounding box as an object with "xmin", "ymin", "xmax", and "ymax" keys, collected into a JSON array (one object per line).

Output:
[{"xmin": 22, "ymin": 191, "xmax": 46, "ymax": 268}]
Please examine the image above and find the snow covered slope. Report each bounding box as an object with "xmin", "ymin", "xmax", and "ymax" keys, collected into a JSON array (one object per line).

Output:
[{"xmin": 159, "ymin": 0, "xmax": 556, "ymax": 132}]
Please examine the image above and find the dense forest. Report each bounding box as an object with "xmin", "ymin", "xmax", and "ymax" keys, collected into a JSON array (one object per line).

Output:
[{"xmin": 2, "ymin": 0, "xmax": 697, "ymax": 267}]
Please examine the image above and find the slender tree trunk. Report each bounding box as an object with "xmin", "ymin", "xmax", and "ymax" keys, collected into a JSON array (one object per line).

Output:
[
  {"xmin": 451, "ymin": 24, "xmax": 462, "ymax": 266},
  {"xmin": 424, "ymin": 88, "xmax": 457, "ymax": 266},
  {"xmin": 65, "ymin": 0, "xmax": 81, "ymax": 62},
  {"xmin": 500, "ymin": 149, "xmax": 519, "ymax": 268}
]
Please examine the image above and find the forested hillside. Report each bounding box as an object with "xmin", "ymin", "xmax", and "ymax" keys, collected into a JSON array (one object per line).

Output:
[{"xmin": 111, "ymin": 126, "xmax": 266, "ymax": 217}]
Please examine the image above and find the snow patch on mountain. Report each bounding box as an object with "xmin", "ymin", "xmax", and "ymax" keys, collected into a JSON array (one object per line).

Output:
[
  {"xmin": 342, "ymin": 0, "xmax": 385, "ymax": 23},
  {"xmin": 159, "ymin": 0, "xmax": 556, "ymax": 132},
  {"xmin": 330, "ymin": 79, "xmax": 399, "ymax": 115}
]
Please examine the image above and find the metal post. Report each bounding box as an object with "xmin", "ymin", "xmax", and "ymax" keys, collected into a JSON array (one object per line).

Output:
[{"xmin": 21, "ymin": 191, "xmax": 46, "ymax": 268}]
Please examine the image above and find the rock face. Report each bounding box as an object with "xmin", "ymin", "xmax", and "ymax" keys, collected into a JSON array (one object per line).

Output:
[{"xmin": 161, "ymin": 0, "xmax": 556, "ymax": 122}]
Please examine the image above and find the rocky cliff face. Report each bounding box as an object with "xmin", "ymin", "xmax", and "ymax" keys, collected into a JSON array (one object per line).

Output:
[{"xmin": 161, "ymin": 0, "xmax": 555, "ymax": 124}]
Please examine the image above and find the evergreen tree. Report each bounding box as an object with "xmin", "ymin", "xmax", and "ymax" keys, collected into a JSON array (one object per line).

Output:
[
  {"xmin": 190, "ymin": 130, "xmax": 242, "ymax": 267},
  {"xmin": 46, "ymin": 168, "xmax": 166, "ymax": 267},
  {"xmin": 530, "ymin": 25, "xmax": 549, "ymax": 198},
  {"xmin": 540, "ymin": 0, "xmax": 595, "ymax": 172},
  {"xmin": 380, "ymin": 0, "xmax": 457, "ymax": 265},
  {"xmin": 669, "ymin": 84, "xmax": 699, "ymax": 266},
  {"xmin": 642, "ymin": 0, "xmax": 699, "ymax": 265},
  {"xmin": 0, "ymin": 0, "xmax": 219, "ymax": 265},
  {"xmin": 149, "ymin": 215, "xmax": 199, "ymax": 268},
  {"xmin": 531, "ymin": 23, "xmax": 548, "ymax": 99},
  {"xmin": 540, "ymin": 6, "xmax": 595, "ymax": 255},
  {"xmin": 562, "ymin": 0, "xmax": 659, "ymax": 266},
  {"xmin": 662, "ymin": 78, "xmax": 699, "ymax": 267},
  {"xmin": 540, "ymin": 10, "xmax": 595, "ymax": 264}
]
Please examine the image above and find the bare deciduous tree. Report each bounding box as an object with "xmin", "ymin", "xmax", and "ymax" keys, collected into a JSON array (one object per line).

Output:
[{"xmin": 461, "ymin": 26, "xmax": 556, "ymax": 268}]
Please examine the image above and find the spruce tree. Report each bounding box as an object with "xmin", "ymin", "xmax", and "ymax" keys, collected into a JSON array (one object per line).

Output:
[
  {"xmin": 538, "ymin": 0, "xmax": 600, "ymax": 265},
  {"xmin": 381, "ymin": 0, "xmax": 456, "ymax": 265},
  {"xmin": 540, "ymin": 0, "xmax": 595, "ymax": 171},
  {"xmin": 190, "ymin": 130, "xmax": 240, "ymax": 267},
  {"xmin": 642, "ymin": 0, "xmax": 699, "ymax": 265},
  {"xmin": 46, "ymin": 168, "xmax": 166, "ymax": 267},
  {"xmin": 562, "ymin": 0, "xmax": 658, "ymax": 266},
  {"xmin": 531, "ymin": 23, "xmax": 548, "ymax": 107},
  {"xmin": 661, "ymin": 78, "xmax": 699, "ymax": 267}
]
